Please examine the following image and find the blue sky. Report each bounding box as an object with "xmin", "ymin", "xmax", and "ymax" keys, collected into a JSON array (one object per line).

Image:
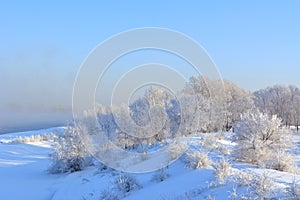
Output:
[{"xmin": 0, "ymin": 1, "xmax": 299, "ymax": 132}]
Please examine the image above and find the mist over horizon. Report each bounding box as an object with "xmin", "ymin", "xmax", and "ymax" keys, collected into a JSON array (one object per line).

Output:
[{"xmin": 0, "ymin": 104, "xmax": 72, "ymax": 134}]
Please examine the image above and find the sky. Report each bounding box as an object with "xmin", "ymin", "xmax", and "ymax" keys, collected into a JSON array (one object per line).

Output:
[{"xmin": 0, "ymin": 1, "xmax": 299, "ymax": 133}]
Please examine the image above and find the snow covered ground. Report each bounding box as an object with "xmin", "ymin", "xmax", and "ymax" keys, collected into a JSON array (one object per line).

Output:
[{"xmin": 1, "ymin": 128, "xmax": 300, "ymax": 200}]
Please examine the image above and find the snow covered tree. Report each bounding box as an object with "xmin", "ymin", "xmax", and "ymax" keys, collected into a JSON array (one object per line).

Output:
[
  {"xmin": 112, "ymin": 102, "xmax": 168, "ymax": 151},
  {"xmin": 288, "ymin": 85, "xmax": 300, "ymax": 131},
  {"xmin": 253, "ymin": 87, "xmax": 272, "ymax": 114},
  {"xmin": 183, "ymin": 76, "xmax": 227, "ymax": 132},
  {"xmin": 254, "ymin": 84, "xmax": 300, "ymax": 130},
  {"xmin": 96, "ymin": 104, "xmax": 117, "ymax": 139},
  {"xmin": 144, "ymin": 86, "xmax": 170, "ymax": 107},
  {"xmin": 268, "ymin": 85, "xmax": 291, "ymax": 126},
  {"xmin": 177, "ymin": 93, "xmax": 210, "ymax": 135},
  {"xmin": 129, "ymin": 97, "xmax": 150, "ymax": 127},
  {"xmin": 234, "ymin": 110, "xmax": 292, "ymax": 164},
  {"xmin": 165, "ymin": 98, "xmax": 181, "ymax": 135},
  {"xmin": 112, "ymin": 104, "xmax": 141, "ymax": 149},
  {"xmin": 49, "ymin": 124, "xmax": 93, "ymax": 173},
  {"xmin": 223, "ymin": 80, "xmax": 254, "ymax": 130}
]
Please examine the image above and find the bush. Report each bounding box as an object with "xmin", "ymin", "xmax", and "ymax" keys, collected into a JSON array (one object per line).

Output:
[
  {"xmin": 259, "ymin": 150, "xmax": 297, "ymax": 173},
  {"xmin": 9, "ymin": 134, "xmax": 54, "ymax": 144},
  {"xmin": 152, "ymin": 168, "xmax": 170, "ymax": 182},
  {"xmin": 167, "ymin": 140, "xmax": 188, "ymax": 160},
  {"xmin": 184, "ymin": 151, "xmax": 212, "ymax": 169},
  {"xmin": 230, "ymin": 171, "xmax": 284, "ymax": 199},
  {"xmin": 199, "ymin": 133, "xmax": 217, "ymax": 150},
  {"xmin": 214, "ymin": 144, "xmax": 230, "ymax": 155},
  {"xmin": 48, "ymin": 124, "xmax": 93, "ymax": 173},
  {"xmin": 250, "ymin": 173, "xmax": 276, "ymax": 199},
  {"xmin": 234, "ymin": 110, "xmax": 292, "ymax": 164},
  {"xmin": 230, "ymin": 171, "xmax": 253, "ymax": 187},
  {"xmin": 114, "ymin": 174, "xmax": 141, "ymax": 195},
  {"xmin": 214, "ymin": 157, "xmax": 231, "ymax": 184}
]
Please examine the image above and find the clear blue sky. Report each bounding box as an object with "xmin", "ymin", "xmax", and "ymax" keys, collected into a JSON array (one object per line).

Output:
[{"xmin": 0, "ymin": 1, "xmax": 299, "ymax": 132}]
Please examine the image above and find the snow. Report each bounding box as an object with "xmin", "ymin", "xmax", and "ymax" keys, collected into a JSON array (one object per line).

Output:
[
  {"xmin": 0, "ymin": 143, "xmax": 58, "ymax": 199},
  {"xmin": 1, "ymin": 128, "xmax": 300, "ymax": 199}
]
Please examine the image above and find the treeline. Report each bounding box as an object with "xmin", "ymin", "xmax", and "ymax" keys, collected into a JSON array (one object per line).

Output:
[
  {"xmin": 78, "ymin": 76, "xmax": 299, "ymax": 151},
  {"xmin": 49, "ymin": 75, "xmax": 300, "ymax": 173},
  {"xmin": 254, "ymin": 85, "xmax": 300, "ymax": 130}
]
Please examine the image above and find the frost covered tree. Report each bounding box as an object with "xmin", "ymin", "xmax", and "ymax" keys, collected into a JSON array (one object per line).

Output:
[
  {"xmin": 144, "ymin": 86, "xmax": 171, "ymax": 107},
  {"xmin": 176, "ymin": 93, "xmax": 210, "ymax": 135},
  {"xmin": 112, "ymin": 104, "xmax": 141, "ymax": 149},
  {"xmin": 270, "ymin": 85, "xmax": 292, "ymax": 125},
  {"xmin": 223, "ymin": 80, "xmax": 254, "ymax": 131},
  {"xmin": 96, "ymin": 104, "xmax": 117, "ymax": 139},
  {"xmin": 288, "ymin": 85, "xmax": 300, "ymax": 131},
  {"xmin": 183, "ymin": 76, "xmax": 227, "ymax": 132},
  {"xmin": 165, "ymin": 98, "xmax": 181, "ymax": 135},
  {"xmin": 254, "ymin": 85, "xmax": 300, "ymax": 127},
  {"xmin": 112, "ymin": 101, "xmax": 169, "ymax": 151},
  {"xmin": 234, "ymin": 110, "xmax": 292, "ymax": 164},
  {"xmin": 129, "ymin": 97, "xmax": 150, "ymax": 127},
  {"xmin": 183, "ymin": 76, "xmax": 254, "ymax": 132},
  {"xmin": 126, "ymin": 87, "xmax": 172, "ymax": 145},
  {"xmin": 49, "ymin": 124, "xmax": 93, "ymax": 173}
]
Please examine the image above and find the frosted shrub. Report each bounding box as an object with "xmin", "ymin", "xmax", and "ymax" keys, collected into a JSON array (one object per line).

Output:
[
  {"xmin": 250, "ymin": 173, "xmax": 276, "ymax": 199},
  {"xmin": 214, "ymin": 144, "xmax": 230, "ymax": 155},
  {"xmin": 259, "ymin": 150, "xmax": 297, "ymax": 173},
  {"xmin": 114, "ymin": 174, "xmax": 141, "ymax": 195},
  {"xmin": 234, "ymin": 110, "xmax": 292, "ymax": 164},
  {"xmin": 167, "ymin": 141, "xmax": 188, "ymax": 160},
  {"xmin": 152, "ymin": 168, "xmax": 170, "ymax": 182},
  {"xmin": 24, "ymin": 136, "xmax": 31, "ymax": 143},
  {"xmin": 49, "ymin": 124, "xmax": 93, "ymax": 173},
  {"xmin": 230, "ymin": 171, "xmax": 253, "ymax": 187},
  {"xmin": 10, "ymin": 134, "xmax": 46, "ymax": 144},
  {"xmin": 185, "ymin": 151, "xmax": 212, "ymax": 169},
  {"xmin": 214, "ymin": 157, "xmax": 231, "ymax": 184},
  {"xmin": 198, "ymin": 133, "xmax": 230, "ymax": 155},
  {"xmin": 228, "ymin": 186, "xmax": 238, "ymax": 200},
  {"xmin": 31, "ymin": 134, "xmax": 41, "ymax": 142},
  {"xmin": 199, "ymin": 133, "xmax": 217, "ymax": 150},
  {"xmin": 231, "ymin": 172, "xmax": 277, "ymax": 199},
  {"xmin": 12, "ymin": 136, "xmax": 25, "ymax": 144}
]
